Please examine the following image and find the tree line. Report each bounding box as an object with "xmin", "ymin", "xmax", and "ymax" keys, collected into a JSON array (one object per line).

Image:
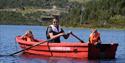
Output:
[{"xmin": 0, "ymin": 0, "xmax": 125, "ymax": 28}]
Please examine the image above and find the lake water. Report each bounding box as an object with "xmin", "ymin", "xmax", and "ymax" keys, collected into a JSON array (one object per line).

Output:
[{"xmin": 0, "ymin": 25, "xmax": 125, "ymax": 63}]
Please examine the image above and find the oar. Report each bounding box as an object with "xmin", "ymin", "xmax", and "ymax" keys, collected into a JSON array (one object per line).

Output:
[
  {"xmin": 9, "ymin": 38, "xmax": 56, "ymax": 56},
  {"xmin": 70, "ymin": 32, "xmax": 85, "ymax": 43},
  {"xmin": 9, "ymin": 39, "xmax": 52, "ymax": 56}
]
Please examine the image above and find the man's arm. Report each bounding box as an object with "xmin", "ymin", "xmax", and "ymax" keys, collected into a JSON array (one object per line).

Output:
[
  {"xmin": 49, "ymin": 32, "xmax": 64, "ymax": 39},
  {"xmin": 48, "ymin": 27, "xmax": 64, "ymax": 39}
]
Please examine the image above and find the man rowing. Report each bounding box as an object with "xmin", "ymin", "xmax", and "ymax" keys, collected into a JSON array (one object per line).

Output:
[{"xmin": 46, "ymin": 16, "xmax": 71, "ymax": 43}]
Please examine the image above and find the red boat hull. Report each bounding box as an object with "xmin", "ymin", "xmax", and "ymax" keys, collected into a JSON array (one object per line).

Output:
[{"xmin": 16, "ymin": 36, "xmax": 118, "ymax": 59}]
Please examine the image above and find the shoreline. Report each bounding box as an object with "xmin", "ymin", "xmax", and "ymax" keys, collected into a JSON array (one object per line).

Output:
[{"xmin": 1, "ymin": 24, "xmax": 125, "ymax": 30}]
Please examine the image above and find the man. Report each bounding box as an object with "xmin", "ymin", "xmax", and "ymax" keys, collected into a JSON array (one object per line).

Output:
[
  {"xmin": 46, "ymin": 18, "xmax": 70, "ymax": 43},
  {"xmin": 89, "ymin": 29, "xmax": 101, "ymax": 45}
]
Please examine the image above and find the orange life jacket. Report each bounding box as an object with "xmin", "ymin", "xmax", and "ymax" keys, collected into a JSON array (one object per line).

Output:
[
  {"xmin": 23, "ymin": 34, "xmax": 35, "ymax": 42},
  {"xmin": 89, "ymin": 32, "xmax": 100, "ymax": 44}
]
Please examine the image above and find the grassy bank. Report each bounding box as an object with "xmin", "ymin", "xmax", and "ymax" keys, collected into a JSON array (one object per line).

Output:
[
  {"xmin": 0, "ymin": 0, "xmax": 125, "ymax": 29},
  {"xmin": 0, "ymin": 10, "xmax": 125, "ymax": 29}
]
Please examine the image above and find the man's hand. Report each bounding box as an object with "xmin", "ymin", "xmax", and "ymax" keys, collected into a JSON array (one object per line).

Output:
[{"xmin": 67, "ymin": 31, "xmax": 72, "ymax": 35}]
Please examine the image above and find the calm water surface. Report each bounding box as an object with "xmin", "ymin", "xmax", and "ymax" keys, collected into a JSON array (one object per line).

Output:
[{"xmin": 0, "ymin": 25, "xmax": 125, "ymax": 63}]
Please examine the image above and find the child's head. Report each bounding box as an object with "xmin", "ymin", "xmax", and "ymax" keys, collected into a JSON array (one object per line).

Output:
[{"xmin": 91, "ymin": 29, "xmax": 97, "ymax": 33}]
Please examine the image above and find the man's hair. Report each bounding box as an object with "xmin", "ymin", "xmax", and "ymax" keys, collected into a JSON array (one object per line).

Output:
[{"xmin": 52, "ymin": 15, "xmax": 60, "ymax": 21}]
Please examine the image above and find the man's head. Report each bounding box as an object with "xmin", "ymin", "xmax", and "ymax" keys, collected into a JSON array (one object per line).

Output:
[{"xmin": 52, "ymin": 18, "xmax": 59, "ymax": 27}]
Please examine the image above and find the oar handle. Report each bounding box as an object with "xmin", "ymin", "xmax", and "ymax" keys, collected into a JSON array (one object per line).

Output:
[{"xmin": 71, "ymin": 32, "xmax": 85, "ymax": 43}]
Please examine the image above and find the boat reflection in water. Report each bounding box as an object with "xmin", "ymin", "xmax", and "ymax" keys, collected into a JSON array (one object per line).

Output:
[{"xmin": 20, "ymin": 53, "xmax": 117, "ymax": 63}]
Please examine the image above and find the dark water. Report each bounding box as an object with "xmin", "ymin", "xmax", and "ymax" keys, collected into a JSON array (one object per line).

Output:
[{"xmin": 0, "ymin": 25, "xmax": 125, "ymax": 63}]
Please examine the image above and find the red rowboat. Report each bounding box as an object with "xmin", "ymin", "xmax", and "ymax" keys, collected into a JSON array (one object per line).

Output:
[{"xmin": 16, "ymin": 36, "xmax": 118, "ymax": 59}]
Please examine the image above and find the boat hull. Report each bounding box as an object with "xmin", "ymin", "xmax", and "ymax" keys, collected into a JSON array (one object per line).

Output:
[{"xmin": 16, "ymin": 36, "xmax": 118, "ymax": 59}]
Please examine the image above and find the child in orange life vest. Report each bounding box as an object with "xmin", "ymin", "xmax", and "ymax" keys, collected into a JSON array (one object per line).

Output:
[
  {"xmin": 21, "ymin": 30, "xmax": 38, "ymax": 42},
  {"xmin": 89, "ymin": 29, "xmax": 101, "ymax": 45}
]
